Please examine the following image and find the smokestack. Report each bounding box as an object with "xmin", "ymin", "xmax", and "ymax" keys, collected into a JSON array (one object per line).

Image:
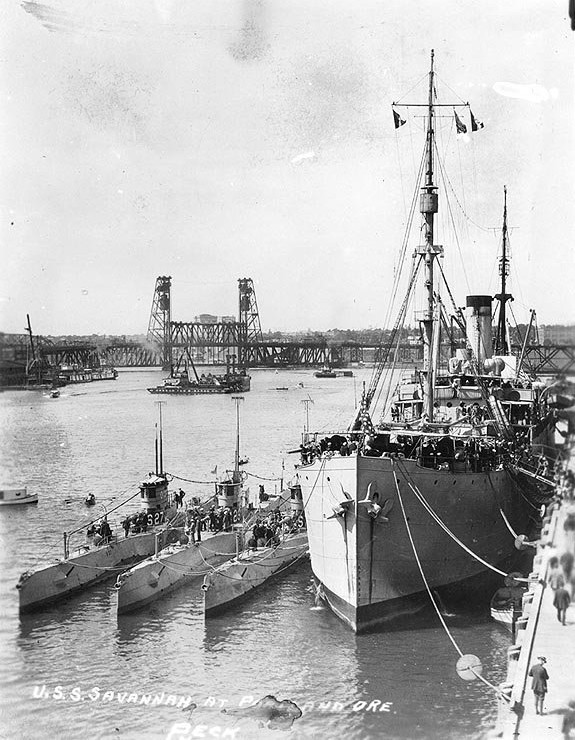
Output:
[{"xmin": 465, "ymin": 295, "xmax": 493, "ymax": 367}]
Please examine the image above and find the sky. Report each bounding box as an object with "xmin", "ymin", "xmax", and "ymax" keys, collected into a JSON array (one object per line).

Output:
[{"xmin": 0, "ymin": 0, "xmax": 573, "ymax": 335}]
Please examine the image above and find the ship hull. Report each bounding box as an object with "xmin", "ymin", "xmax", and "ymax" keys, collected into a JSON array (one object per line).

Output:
[
  {"xmin": 147, "ymin": 386, "xmax": 235, "ymax": 395},
  {"xmin": 115, "ymin": 531, "xmax": 238, "ymax": 614},
  {"xmin": 203, "ymin": 532, "xmax": 308, "ymax": 616},
  {"xmin": 299, "ymin": 454, "xmax": 533, "ymax": 633},
  {"xmin": 17, "ymin": 528, "xmax": 184, "ymax": 613}
]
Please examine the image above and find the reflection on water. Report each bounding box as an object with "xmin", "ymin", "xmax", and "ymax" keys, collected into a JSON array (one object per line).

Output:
[{"xmin": 0, "ymin": 370, "xmax": 511, "ymax": 739}]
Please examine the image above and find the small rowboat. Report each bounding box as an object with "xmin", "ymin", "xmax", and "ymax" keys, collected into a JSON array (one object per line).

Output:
[{"xmin": 0, "ymin": 487, "xmax": 38, "ymax": 506}]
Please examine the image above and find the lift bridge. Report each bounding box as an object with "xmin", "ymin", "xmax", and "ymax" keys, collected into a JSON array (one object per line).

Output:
[
  {"xmin": 2, "ymin": 277, "xmax": 573, "ymax": 377},
  {"xmin": 105, "ymin": 276, "xmax": 367, "ymax": 368},
  {"xmin": 99, "ymin": 276, "xmax": 575, "ymax": 375}
]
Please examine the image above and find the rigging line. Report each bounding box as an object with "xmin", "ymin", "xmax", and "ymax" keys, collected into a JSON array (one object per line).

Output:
[
  {"xmin": 377, "ymin": 301, "xmax": 417, "ymax": 417},
  {"xmin": 392, "ymin": 468, "xmax": 509, "ymax": 699},
  {"xmin": 435, "ymin": 146, "xmax": 472, "ymax": 293},
  {"xmin": 435, "ymin": 259, "xmax": 463, "ymax": 326},
  {"xmin": 367, "ymin": 146, "xmax": 427, "ymax": 396},
  {"xmin": 455, "ymin": 122, "xmax": 469, "ymax": 222},
  {"xmin": 509, "ymin": 263, "xmax": 528, "ymax": 314},
  {"xmin": 388, "ymin": 134, "xmax": 427, "ymax": 292},
  {"xmin": 394, "ymin": 129, "xmax": 408, "ymax": 220},
  {"xmin": 379, "ymin": 324, "xmax": 408, "ymax": 415},
  {"xmin": 298, "ymin": 457, "xmax": 328, "ymax": 515},
  {"xmin": 434, "ymin": 74, "xmax": 469, "ymax": 108},
  {"xmin": 393, "ymin": 72, "xmax": 430, "ymax": 106},
  {"xmin": 439, "ymin": 159, "xmax": 494, "ymax": 234},
  {"xmin": 246, "ymin": 472, "xmax": 282, "ymax": 482},
  {"xmin": 65, "ymin": 488, "xmax": 144, "ymax": 539},
  {"xmin": 369, "ymin": 258, "xmax": 423, "ymax": 413},
  {"xmin": 169, "ymin": 473, "xmax": 219, "ymax": 485}
]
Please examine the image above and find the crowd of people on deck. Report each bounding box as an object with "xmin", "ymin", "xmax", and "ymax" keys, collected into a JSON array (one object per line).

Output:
[
  {"xmin": 120, "ymin": 511, "xmax": 156, "ymax": 537},
  {"xmin": 184, "ymin": 504, "xmax": 236, "ymax": 543},
  {"xmin": 247, "ymin": 510, "xmax": 302, "ymax": 549},
  {"xmin": 298, "ymin": 430, "xmax": 545, "ymax": 474},
  {"xmin": 87, "ymin": 517, "xmax": 113, "ymax": 545}
]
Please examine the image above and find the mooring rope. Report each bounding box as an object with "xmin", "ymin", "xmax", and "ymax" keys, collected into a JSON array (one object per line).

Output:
[
  {"xmin": 392, "ymin": 469, "xmax": 510, "ymax": 700},
  {"xmin": 395, "ymin": 459, "xmax": 530, "ymax": 582}
]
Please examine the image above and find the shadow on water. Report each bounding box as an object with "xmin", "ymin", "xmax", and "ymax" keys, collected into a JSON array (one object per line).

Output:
[{"xmin": 18, "ymin": 584, "xmax": 113, "ymax": 641}]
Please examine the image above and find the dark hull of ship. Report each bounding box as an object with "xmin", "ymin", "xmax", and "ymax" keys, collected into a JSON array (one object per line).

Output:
[
  {"xmin": 147, "ymin": 385, "xmax": 235, "ymax": 395},
  {"xmin": 299, "ymin": 454, "xmax": 534, "ymax": 633}
]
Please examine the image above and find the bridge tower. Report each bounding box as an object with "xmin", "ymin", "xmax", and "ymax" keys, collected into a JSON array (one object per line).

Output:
[
  {"xmin": 238, "ymin": 278, "xmax": 262, "ymax": 366},
  {"xmin": 147, "ymin": 276, "xmax": 172, "ymax": 369}
]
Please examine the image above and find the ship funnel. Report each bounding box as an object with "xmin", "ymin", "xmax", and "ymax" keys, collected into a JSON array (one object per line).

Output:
[{"xmin": 465, "ymin": 296, "xmax": 493, "ymax": 367}]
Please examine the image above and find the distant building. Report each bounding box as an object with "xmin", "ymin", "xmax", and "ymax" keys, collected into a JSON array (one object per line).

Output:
[
  {"xmin": 197, "ymin": 314, "xmax": 218, "ymax": 324},
  {"xmin": 221, "ymin": 315, "xmax": 236, "ymax": 324}
]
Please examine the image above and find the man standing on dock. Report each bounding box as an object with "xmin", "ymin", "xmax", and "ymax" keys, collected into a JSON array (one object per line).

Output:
[
  {"xmin": 553, "ymin": 585, "xmax": 571, "ymax": 625},
  {"xmin": 528, "ymin": 656, "xmax": 549, "ymax": 715}
]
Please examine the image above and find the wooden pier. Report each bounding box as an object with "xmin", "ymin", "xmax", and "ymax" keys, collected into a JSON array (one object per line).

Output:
[{"xmin": 497, "ymin": 421, "xmax": 575, "ymax": 738}]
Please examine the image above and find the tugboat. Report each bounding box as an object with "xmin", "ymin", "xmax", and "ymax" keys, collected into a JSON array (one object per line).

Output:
[
  {"xmin": 314, "ymin": 365, "xmax": 337, "ymax": 379},
  {"xmin": 296, "ymin": 52, "xmax": 554, "ymax": 633},
  {"xmin": 148, "ymin": 351, "xmax": 250, "ymax": 395}
]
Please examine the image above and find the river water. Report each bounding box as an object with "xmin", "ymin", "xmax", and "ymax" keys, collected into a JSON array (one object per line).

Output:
[{"xmin": 0, "ymin": 368, "xmax": 513, "ymax": 740}]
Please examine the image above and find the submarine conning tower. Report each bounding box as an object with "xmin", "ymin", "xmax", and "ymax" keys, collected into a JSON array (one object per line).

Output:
[{"xmin": 465, "ymin": 295, "xmax": 493, "ymax": 366}]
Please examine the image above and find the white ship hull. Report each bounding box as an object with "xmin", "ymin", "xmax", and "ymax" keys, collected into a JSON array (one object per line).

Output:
[
  {"xmin": 203, "ymin": 532, "xmax": 308, "ymax": 616},
  {"xmin": 299, "ymin": 454, "xmax": 531, "ymax": 633},
  {"xmin": 115, "ymin": 531, "xmax": 239, "ymax": 614},
  {"xmin": 0, "ymin": 487, "xmax": 38, "ymax": 506}
]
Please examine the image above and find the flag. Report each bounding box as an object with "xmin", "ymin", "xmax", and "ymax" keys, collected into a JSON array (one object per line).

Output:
[
  {"xmin": 210, "ymin": 465, "xmax": 218, "ymax": 475},
  {"xmin": 393, "ymin": 109, "xmax": 406, "ymax": 129},
  {"xmin": 454, "ymin": 110, "xmax": 467, "ymax": 134},
  {"xmin": 470, "ymin": 110, "xmax": 484, "ymax": 131}
]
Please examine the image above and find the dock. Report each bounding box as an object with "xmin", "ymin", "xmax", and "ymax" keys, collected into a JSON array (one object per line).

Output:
[{"xmin": 497, "ymin": 419, "xmax": 575, "ymax": 738}]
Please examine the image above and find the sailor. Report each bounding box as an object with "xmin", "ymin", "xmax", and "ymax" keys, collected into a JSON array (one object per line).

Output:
[
  {"xmin": 100, "ymin": 517, "xmax": 112, "ymax": 544},
  {"xmin": 528, "ymin": 656, "xmax": 549, "ymax": 715},
  {"xmin": 223, "ymin": 508, "xmax": 232, "ymax": 531}
]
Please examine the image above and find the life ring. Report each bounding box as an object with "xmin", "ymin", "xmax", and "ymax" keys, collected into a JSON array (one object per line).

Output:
[{"xmin": 232, "ymin": 509, "xmax": 240, "ymax": 523}]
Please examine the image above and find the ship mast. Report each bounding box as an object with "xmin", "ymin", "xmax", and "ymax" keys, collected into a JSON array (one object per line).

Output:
[
  {"xmin": 494, "ymin": 186, "xmax": 513, "ymax": 355},
  {"xmin": 232, "ymin": 395, "xmax": 244, "ymax": 480},
  {"xmin": 418, "ymin": 50, "xmax": 441, "ymax": 421},
  {"xmin": 154, "ymin": 400, "xmax": 165, "ymax": 475}
]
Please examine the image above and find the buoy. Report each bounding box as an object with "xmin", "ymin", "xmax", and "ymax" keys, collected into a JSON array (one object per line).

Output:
[{"xmin": 456, "ymin": 654, "xmax": 483, "ymax": 681}]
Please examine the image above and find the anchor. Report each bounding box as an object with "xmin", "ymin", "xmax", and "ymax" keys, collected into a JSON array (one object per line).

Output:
[{"xmin": 358, "ymin": 482, "xmax": 393, "ymax": 521}]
